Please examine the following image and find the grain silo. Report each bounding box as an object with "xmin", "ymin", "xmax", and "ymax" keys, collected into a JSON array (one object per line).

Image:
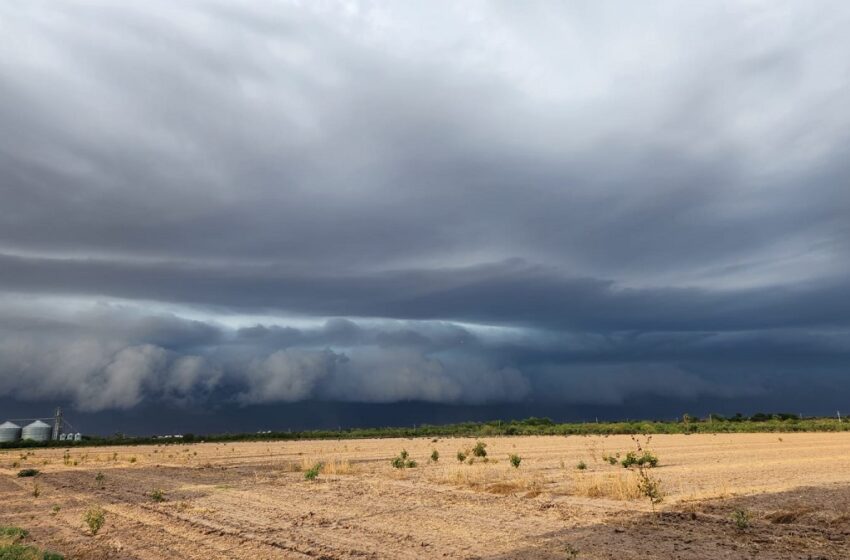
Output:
[
  {"xmin": 59, "ymin": 433, "xmax": 67, "ymax": 441},
  {"xmin": 21, "ymin": 420, "xmax": 52, "ymax": 442},
  {"xmin": 0, "ymin": 421, "xmax": 22, "ymax": 443},
  {"xmin": 73, "ymin": 433, "xmax": 82, "ymax": 442}
]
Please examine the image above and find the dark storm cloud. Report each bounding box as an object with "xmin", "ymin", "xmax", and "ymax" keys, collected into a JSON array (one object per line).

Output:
[
  {"xmin": 2, "ymin": 1, "xmax": 850, "ymax": 415},
  {"xmin": 2, "ymin": 253, "xmax": 850, "ymax": 332}
]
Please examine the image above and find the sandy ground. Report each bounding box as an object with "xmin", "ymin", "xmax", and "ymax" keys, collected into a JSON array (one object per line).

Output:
[{"xmin": 2, "ymin": 433, "xmax": 850, "ymax": 559}]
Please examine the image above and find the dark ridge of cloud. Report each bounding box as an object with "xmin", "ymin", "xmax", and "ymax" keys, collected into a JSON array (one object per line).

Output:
[
  {"xmin": 2, "ymin": 253, "xmax": 850, "ymax": 332},
  {"xmin": 0, "ymin": 303, "xmax": 848, "ymax": 412}
]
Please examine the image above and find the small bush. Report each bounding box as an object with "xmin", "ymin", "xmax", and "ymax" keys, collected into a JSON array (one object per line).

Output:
[
  {"xmin": 149, "ymin": 489, "xmax": 166, "ymax": 503},
  {"xmin": 83, "ymin": 505, "xmax": 105, "ymax": 535},
  {"xmin": 430, "ymin": 450, "xmax": 439, "ymax": 463},
  {"xmin": 509, "ymin": 454, "xmax": 522, "ymax": 469},
  {"xmin": 732, "ymin": 509, "xmax": 751, "ymax": 530},
  {"xmin": 621, "ymin": 451, "xmax": 658, "ymax": 469},
  {"xmin": 576, "ymin": 460, "xmax": 587, "ymax": 470},
  {"xmin": 17, "ymin": 469, "xmax": 39, "ymax": 478},
  {"xmin": 304, "ymin": 462, "xmax": 322, "ymax": 480},
  {"xmin": 456, "ymin": 451, "xmax": 467, "ymax": 463},
  {"xmin": 391, "ymin": 450, "xmax": 416, "ymax": 469},
  {"xmin": 95, "ymin": 472, "xmax": 105, "ymax": 484},
  {"xmin": 32, "ymin": 482, "xmax": 40, "ymax": 498},
  {"xmin": 472, "ymin": 441, "xmax": 487, "ymax": 458}
]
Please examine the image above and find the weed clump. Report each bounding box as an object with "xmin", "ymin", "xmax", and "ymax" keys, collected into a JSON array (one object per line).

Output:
[
  {"xmin": 304, "ymin": 462, "xmax": 322, "ymax": 480},
  {"xmin": 456, "ymin": 451, "xmax": 467, "ymax": 463},
  {"xmin": 430, "ymin": 450, "xmax": 440, "ymax": 463},
  {"xmin": 149, "ymin": 489, "xmax": 166, "ymax": 503},
  {"xmin": 576, "ymin": 460, "xmax": 587, "ymax": 470},
  {"xmin": 509, "ymin": 454, "xmax": 522, "ymax": 469},
  {"xmin": 83, "ymin": 505, "xmax": 105, "ymax": 535},
  {"xmin": 472, "ymin": 441, "xmax": 487, "ymax": 458},
  {"xmin": 621, "ymin": 451, "xmax": 659, "ymax": 469},
  {"xmin": 391, "ymin": 450, "xmax": 417, "ymax": 469},
  {"xmin": 16, "ymin": 469, "xmax": 39, "ymax": 478},
  {"xmin": 732, "ymin": 509, "xmax": 751, "ymax": 530}
]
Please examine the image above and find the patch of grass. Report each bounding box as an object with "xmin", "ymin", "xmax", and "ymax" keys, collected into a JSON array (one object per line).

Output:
[
  {"xmin": 509, "ymin": 454, "xmax": 522, "ymax": 469},
  {"xmin": 94, "ymin": 472, "xmax": 105, "ymax": 484},
  {"xmin": 149, "ymin": 489, "xmax": 166, "ymax": 503},
  {"xmin": 304, "ymin": 462, "xmax": 322, "ymax": 481},
  {"xmin": 472, "ymin": 441, "xmax": 487, "ymax": 458},
  {"xmin": 83, "ymin": 505, "xmax": 105, "ymax": 536},
  {"xmin": 430, "ymin": 450, "xmax": 439, "ymax": 463},
  {"xmin": 456, "ymin": 450, "xmax": 467, "ymax": 463},
  {"xmin": 320, "ymin": 459, "xmax": 353, "ymax": 475},
  {"xmin": 16, "ymin": 469, "xmax": 39, "ymax": 478},
  {"xmin": 0, "ymin": 527, "xmax": 28, "ymax": 544},
  {"xmin": 31, "ymin": 482, "xmax": 40, "ymax": 498},
  {"xmin": 576, "ymin": 460, "xmax": 587, "ymax": 470}
]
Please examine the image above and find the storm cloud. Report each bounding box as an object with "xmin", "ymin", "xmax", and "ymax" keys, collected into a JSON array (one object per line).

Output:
[{"xmin": 1, "ymin": 1, "xmax": 850, "ymax": 421}]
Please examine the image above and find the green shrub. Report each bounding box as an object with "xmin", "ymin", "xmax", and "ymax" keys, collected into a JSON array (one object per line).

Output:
[
  {"xmin": 472, "ymin": 441, "xmax": 487, "ymax": 458},
  {"xmin": 304, "ymin": 463, "xmax": 322, "ymax": 480},
  {"xmin": 509, "ymin": 454, "xmax": 522, "ymax": 469},
  {"xmin": 456, "ymin": 451, "xmax": 467, "ymax": 463},
  {"xmin": 149, "ymin": 489, "xmax": 166, "ymax": 503},
  {"xmin": 732, "ymin": 509, "xmax": 751, "ymax": 530},
  {"xmin": 576, "ymin": 460, "xmax": 587, "ymax": 470},
  {"xmin": 430, "ymin": 450, "xmax": 439, "ymax": 463},
  {"xmin": 16, "ymin": 469, "xmax": 39, "ymax": 478},
  {"xmin": 391, "ymin": 450, "xmax": 416, "ymax": 469},
  {"xmin": 83, "ymin": 505, "xmax": 105, "ymax": 535}
]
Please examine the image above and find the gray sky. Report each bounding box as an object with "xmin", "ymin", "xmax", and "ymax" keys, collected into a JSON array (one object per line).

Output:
[{"xmin": 2, "ymin": 1, "xmax": 850, "ymax": 420}]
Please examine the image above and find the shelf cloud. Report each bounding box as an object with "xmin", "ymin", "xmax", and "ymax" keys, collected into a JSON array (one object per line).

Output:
[{"xmin": 2, "ymin": 1, "xmax": 850, "ymax": 421}]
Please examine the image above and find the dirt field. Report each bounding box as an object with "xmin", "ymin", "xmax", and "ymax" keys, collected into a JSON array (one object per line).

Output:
[{"xmin": 2, "ymin": 433, "xmax": 850, "ymax": 559}]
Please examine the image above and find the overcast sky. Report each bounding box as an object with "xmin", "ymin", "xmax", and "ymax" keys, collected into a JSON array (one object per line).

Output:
[{"xmin": 2, "ymin": 1, "xmax": 849, "ymax": 429}]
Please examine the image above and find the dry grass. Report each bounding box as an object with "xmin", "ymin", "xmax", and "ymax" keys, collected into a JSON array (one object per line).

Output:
[
  {"xmin": 570, "ymin": 471, "xmax": 646, "ymax": 500},
  {"xmin": 320, "ymin": 459, "xmax": 354, "ymax": 476},
  {"xmin": 428, "ymin": 464, "xmax": 545, "ymax": 496}
]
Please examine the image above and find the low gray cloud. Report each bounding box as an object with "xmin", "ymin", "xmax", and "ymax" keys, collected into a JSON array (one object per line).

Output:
[{"xmin": 2, "ymin": 2, "xmax": 850, "ymax": 417}]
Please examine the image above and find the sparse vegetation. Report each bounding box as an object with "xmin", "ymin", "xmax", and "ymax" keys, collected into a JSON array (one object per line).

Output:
[
  {"xmin": 509, "ymin": 454, "xmax": 522, "ymax": 468},
  {"xmin": 149, "ymin": 489, "xmax": 166, "ymax": 502},
  {"xmin": 576, "ymin": 460, "xmax": 587, "ymax": 470},
  {"xmin": 456, "ymin": 450, "xmax": 467, "ymax": 463},
  {"xmin": 83, "ymin": 505, "xmax": 105, "ymax": 535},
  {"xmin": 16, "ymin": 469, "xmax": 39, "ymax": 478},
  {"xmin": 95, "ymin": 472, "xmax": 105, "ymax": 484},
  {"xmin": 732, "ymin": 509, "xmax": 752, "ymax": 530},
  {"xmin": 430, "ymin": 450, "xmax": 439, "ymax": 463},
  {"xmin": 391, "ymin": 449, "xmax": 417, "ymax": 469},
  {"xmin": 0, "ymin": 525, "xmax": 64, "ymax": 559},
  {"xmin": 472, "ymin": 441, "xmax": 487, "ymax": 458},
  {"xmin": 32, "ymin": 482, "xmax": 40, "ymax": 498},
  {"xmin": 304, "ymin": 462, "xmax": 322, "ymax": 480}
]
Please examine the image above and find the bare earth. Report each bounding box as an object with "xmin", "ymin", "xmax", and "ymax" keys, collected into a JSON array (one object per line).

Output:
[{"xmin": 2, "ymin": 433, "xmax": 850, "ymax": 559}]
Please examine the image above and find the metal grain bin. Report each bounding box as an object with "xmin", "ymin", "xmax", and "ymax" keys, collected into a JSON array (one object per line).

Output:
[
  {"xmin": 73, "ymin": 433, "xmax": 82, "ymax": 442},
  {"xmin": 58, "ymin": 433, "xmax": 67, "ymax": 441},
  {"xmin": 0, "ymin": 421, "xmax": 22, "ymax": 442},
  {"xmin": 21, "ymin": 420, "xmax": 52, "ymax": 442}
]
